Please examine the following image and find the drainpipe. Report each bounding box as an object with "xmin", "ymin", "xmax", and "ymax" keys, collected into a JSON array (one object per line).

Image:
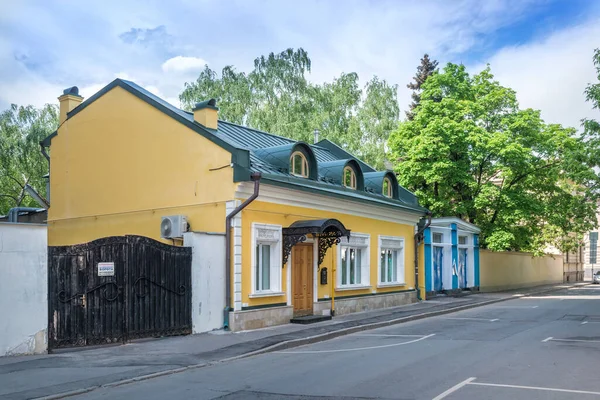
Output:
[
  {"xmin": 224, "ymin": 172, "xmax": 262, "ymax": 330},
  {"xmin": 8, "ymin": 207, "xmax": 41, "ymax": 223},
  {"xmin": 414, "ymin": 212, "xmax": 432, "ymax": 300}
]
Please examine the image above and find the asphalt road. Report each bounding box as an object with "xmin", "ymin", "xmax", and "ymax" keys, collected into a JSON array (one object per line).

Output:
[{"xmin": 72, "ymin": 285, "xmax": 600, "ymax": 400}]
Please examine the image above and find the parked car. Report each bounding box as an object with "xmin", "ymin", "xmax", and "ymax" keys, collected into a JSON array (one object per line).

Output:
[{"xmin": 593, "ymin": 271, "xmax": 600, "ymax": 284}]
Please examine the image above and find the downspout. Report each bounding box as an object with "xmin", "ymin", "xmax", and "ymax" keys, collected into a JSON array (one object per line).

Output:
[
  {"xmin": 224, "ymin": 172, "xmax": 262, "ymax": 330},
  {"xmin": 414, "ymin": 212, "xmax": 432, "ymax": 300}
]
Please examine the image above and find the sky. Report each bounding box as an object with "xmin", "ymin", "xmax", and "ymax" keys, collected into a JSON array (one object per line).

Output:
[{"xmin": 1, "ymin": 0, "xmax": 599, "ymax": 129}]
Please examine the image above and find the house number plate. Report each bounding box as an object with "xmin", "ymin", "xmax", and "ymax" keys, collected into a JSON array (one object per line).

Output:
[{"xmin": 98, "ymin": 262, "xmax": 115, "ymax": 276}]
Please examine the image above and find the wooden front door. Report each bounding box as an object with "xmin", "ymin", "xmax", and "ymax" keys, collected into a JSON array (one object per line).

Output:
[{"xmin": 292, "ymin": 243, "xmax": 314, "ymax": 317}]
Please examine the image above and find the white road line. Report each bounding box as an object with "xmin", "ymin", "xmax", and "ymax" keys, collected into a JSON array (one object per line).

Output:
[
  {"xmin": 432, "ymin": 377, "xmax": 477, "ymax": 400},
  {"xmin": 468, "ymin": 381, "xmax": 600, "ymax": 396},
  {"xmin": 582, "ymin": 321, "xmax": 589, "ymax": 325},
  {"xmin": 275, "ymin": 334, "xmax": 435, "ymax": 354},
  {"xmin": 542, "ymin": 337, "xmax": 553, "ymax": 342},
  {"xmin": 354, "ymin": 334, "xmax": 425, "ymax": 337},
  {"xmin": 491, "ymin": 305, "xmax": 539, "ymax": 309},
  {"xmin": 544, "ymin": 337, "xmax": 600, "ymax": 344},
  {"xmin": 443, "ymin": 317, "xmax": 498, "ymax": 322}
]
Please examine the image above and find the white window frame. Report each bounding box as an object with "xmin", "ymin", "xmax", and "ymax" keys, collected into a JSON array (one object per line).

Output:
[
  {"xmin": 433, "ymin": 232, "xmax": 443, "ymax": 243},
  {"xmin": 458, "ymin": 235, "xmax": 468, "ymax": 245},
  {"xmin": 378, "ymin": 235, "xmax": 405, "ymax": 287},
  {"xmin": 250, "ymin": 223, "xmax": 283, "ymax": 297},
  {"xmin": 337, "ymin": 232, "xmax": 370, "ymax": 289}
]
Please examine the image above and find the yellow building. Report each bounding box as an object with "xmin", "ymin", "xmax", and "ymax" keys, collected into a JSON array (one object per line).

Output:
[{"xmin": 43, "ymin": 80, "xmax": 429, "ymax": 332}]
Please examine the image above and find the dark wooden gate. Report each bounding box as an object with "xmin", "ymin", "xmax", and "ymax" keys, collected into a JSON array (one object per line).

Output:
[{"xmin": 48, "ymin": 235, "xmax": 192, "ymax": 349}]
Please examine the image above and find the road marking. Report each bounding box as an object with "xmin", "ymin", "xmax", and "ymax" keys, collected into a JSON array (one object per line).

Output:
[
  {"xmin": 468, "ymin": 381, "xmax": 600, "ymax": 396},
  {"xmin": 443, "ymin": 317, "xmax": 499, "ymax": 322},
  {"xmin": 354, "ymin": 334, "xmax": 426, "ymax": 337},
  {"xmin": 275, "ymin": 334, "xmax": 435, "ymax": 354},
  {"xmin": 491, "ymin": 305, "xmax": 538, "ymax": 309},
  {"xmin": 582, "ymin": 321, "xmax": 589, "ymax": 325},
  {"xmin": 432, "ymin": 377, "xmax": 476, "ymax": 400},
  {"xmin": 543, "ymin": 337, "xmax": 600, "ymax": 344}
]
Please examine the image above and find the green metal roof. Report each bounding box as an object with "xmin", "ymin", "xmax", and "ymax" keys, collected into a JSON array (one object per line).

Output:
[{"xmin": 42, "ymin": 79, "xmax": 427, "ymax": 215}]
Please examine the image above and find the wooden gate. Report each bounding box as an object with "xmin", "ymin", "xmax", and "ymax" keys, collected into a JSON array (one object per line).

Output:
[{"xmin": 48, "ymin": 235, "xmax": 192, "ymax": 349}]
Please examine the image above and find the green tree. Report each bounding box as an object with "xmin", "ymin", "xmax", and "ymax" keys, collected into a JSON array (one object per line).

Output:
[
  {"xmin": 584, "ymin": 48, "xmax": 600, "ymax": 136},
  {"xmin": 179, "ymin": 48, "xmax": 399, "ymax": 169},
  {"xmin": 389, "ymin": 63, "xmax": 600, "ymax": 254},
  {"xmin": 406, "ymin": 54, "xmax": 438, "ymax": 120},
  {"xmin": 0, "ymin": 104, "xmax": 57, "ymax": 215}
]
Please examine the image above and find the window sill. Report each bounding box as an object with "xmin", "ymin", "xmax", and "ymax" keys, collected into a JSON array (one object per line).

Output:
[
  {"xmin": 335, "ymin": 285, "xmax": 371, "ymax": 291},
  {"xmin": 249, "ymin": 291, "xmax": 285, "ymax": 298},
  {"xmin": 377, "ymin": 282, "xmax": 407, "ymax": 289}
]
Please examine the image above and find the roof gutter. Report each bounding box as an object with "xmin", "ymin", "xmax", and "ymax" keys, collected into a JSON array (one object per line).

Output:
[
  {"xmin": 8, "ymin": 207, "xmax": 42, "ymax": 223},
  {"xmin": 224, "ymin": 172, "xmax": 262, "ymax": 330},
  {"xmin": 414, "ymin": 212, "xmax": 432, "ymax": 300}
]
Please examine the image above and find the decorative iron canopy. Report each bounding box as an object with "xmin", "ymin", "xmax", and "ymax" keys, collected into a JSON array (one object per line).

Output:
[{"xmin": 282, "ymin": 219, "xmax": 351, "ymax": 266}]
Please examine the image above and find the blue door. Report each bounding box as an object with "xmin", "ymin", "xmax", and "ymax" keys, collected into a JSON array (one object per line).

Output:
[
  {"xmin": 458, "ymin": 248, "xmax": 467, "ymax": 288},
  {"xmin": 433, "ymin": 246, "xmax": 443, "ymax": 291}
]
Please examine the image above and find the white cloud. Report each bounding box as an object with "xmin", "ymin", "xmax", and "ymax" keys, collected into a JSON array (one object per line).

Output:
[
  {"xmin": 472, "ymin": 18, "xmax": 600, "ymax": 130},
  {"xmin": 161, "ymin": 56, "xmax": 207, "ymax": 73},
  {"xmin": 0, "ymin": 0, "xmax": 598, "ymax": 133}
]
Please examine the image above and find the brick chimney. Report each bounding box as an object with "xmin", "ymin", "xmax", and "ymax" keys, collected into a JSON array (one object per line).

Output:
[
  {"xmin": 58, "ymin": 87, "xmax": 83, "ymax": 124},
  {"xmin": 193, "ymin": 99, "xmax": 218, "ymax": 130}
]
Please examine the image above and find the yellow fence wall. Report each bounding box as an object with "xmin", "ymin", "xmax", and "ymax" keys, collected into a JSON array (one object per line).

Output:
[{"xmin": 480, "ymin": 250, "xmax": 563, "ymax": 292}]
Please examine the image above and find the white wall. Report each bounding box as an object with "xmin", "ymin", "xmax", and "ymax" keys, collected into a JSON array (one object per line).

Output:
[
  {"xmin": 0, "ymin": 223, "xmax": 47, "ymax": 356},
  {"xmin": 184, "ymin": 232, "xmax": 225, "ymax": 333}
]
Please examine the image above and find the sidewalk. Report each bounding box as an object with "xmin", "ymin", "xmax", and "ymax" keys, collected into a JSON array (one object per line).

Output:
[{"xmin": 0, "ymin": 282, "xmax": 584, "ymax": 400}]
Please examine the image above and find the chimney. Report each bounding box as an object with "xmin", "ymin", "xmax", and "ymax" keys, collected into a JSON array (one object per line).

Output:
[
  {"xmin": 193, "ymin": 99, "xmax": 218, "ymax": 130},
  {"xmin": 313, "ymin": 128, "xmax": 320, "ymax": 144},
  {"xmin": 58, "ymin": 86, "xmax": 83, "ymax": 125}
]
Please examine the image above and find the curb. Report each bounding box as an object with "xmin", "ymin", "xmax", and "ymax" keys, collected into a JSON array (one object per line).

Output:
[{"xmin": 33, "ymin": 283, "xmax": 582, "ymax": 399}]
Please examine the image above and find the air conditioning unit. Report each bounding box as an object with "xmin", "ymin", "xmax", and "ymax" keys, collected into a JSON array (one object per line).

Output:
[{"xmin": 160, "ymin": 215, "xmax": 188, "ymax": 239}]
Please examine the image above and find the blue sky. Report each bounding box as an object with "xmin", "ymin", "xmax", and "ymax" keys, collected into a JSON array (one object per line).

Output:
[{"xmin": 1, "ymin": 0, "xmax": 599, "ymax": 128}]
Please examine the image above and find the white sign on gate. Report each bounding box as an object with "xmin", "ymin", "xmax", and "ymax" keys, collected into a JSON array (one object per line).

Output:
[{"xmin": 98, "ymin": 262, "xmax": 115, "ymax": 276}]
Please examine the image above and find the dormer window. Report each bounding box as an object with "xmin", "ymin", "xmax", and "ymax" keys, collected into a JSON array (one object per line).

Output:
[
  {"xmin": 290, "ymin": 151, "xmax": 309, "ymax": 178},
  {"xmin": 343, "ymin": 166, "xmax": 357, "ymax": 189},
  {"xmin": 383, "ymin": 177, "xmax": 392, "ymax": 197}
]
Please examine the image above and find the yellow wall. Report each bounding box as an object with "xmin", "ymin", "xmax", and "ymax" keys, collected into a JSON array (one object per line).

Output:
[
  {"xmin": 48, "ymin": 86, "xmax": 235, "ymax": 245},
  {"xmin": 240, "ymin": 200, "xmax": 416, "ymax": 308},
  {"xmin": 480, "ymin": 250, "xmax": 563, "ymax": 291}
]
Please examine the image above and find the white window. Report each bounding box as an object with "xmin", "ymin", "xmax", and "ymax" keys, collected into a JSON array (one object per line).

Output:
[
  {"xmin": 252, "ymin": 223, "xmax": 282, "ymax": 294},
  {"xmin": 379, "ymin": 236, "xmax": 405, "ymax": 285},
  {"xmin": 255, "ymin": 243, "xmax": 272, "ymax": 291},
  {"xmin": 458, "ymin": 235, "xmax": 468, "ymax": 245},
  {"xmin": 433, "ymin": 232, "xmax": 443, "ymax": 243},
  {"xmin": 338, "ymin": 233, "xmax": 370, "ymax": 288}
]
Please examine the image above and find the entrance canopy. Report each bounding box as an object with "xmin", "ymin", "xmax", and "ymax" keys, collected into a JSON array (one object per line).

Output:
[{"xmin": 282, "ymin": 219, "xmax": 351, "ymax": 266}]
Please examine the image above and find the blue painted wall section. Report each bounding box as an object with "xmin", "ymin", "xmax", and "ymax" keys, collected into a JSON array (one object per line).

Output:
[
  {"xmin": 424, "ymin": 228, "xmax": 432, "ymax": 292},
  {"xmin": 451, "ymin": 223, "xmax": 458, "ymax": 289},
  {"xmin": 473, "ymin": 233, "xmax": 480, "ymax": 287}
]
